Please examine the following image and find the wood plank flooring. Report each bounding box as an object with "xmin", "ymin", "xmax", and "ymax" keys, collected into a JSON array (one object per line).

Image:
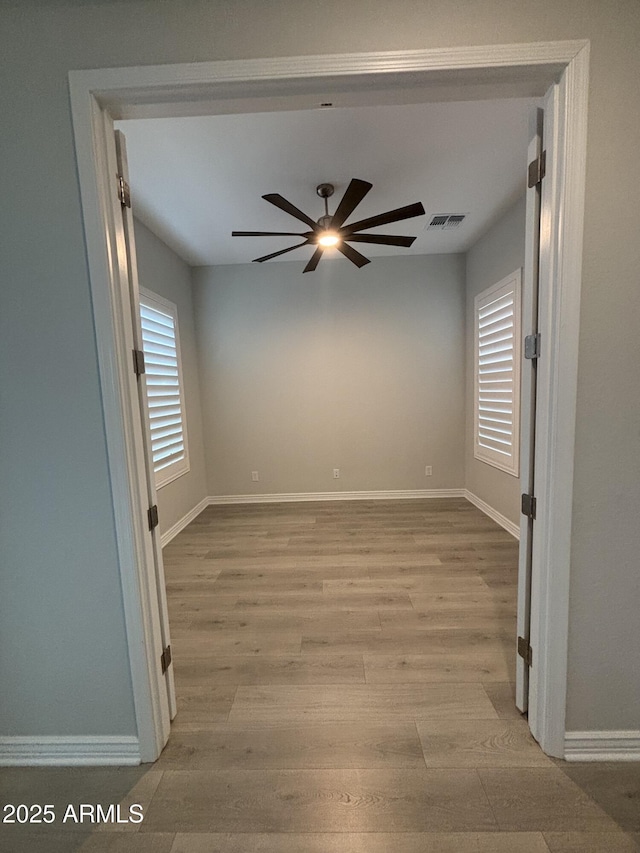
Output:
[
  {"xmin": 3, "ymin": 499, "xmax": 639, "ymax": 852},
  {"xmin": 149, "ymin": 499, "xmax": 637, "ymax": 848}
]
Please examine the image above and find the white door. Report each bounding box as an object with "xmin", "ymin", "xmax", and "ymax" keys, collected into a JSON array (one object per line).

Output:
[
  {"xmin": 516, "ymin": 85, "xmax": 557, "ymax": 716},
  {"xmin": 113, "ymin": 129, "xmax": 177, "ymax": 726}
]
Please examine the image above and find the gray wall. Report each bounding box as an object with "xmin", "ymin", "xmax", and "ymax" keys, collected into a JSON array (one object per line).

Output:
[
  {"xmin": 1, "ymin": 0, "xmax": 638, "ymax": 738},
  {"xmin": 193, "ymin": 255, "xmax": 466, "ymax": 496},
  {"xmin": 465, "ymin": 196, "xmax": 526, "ymax": 526},
  {"xmin": 134, "ymin": 219, "xmax": 207, "ymax": 537}
]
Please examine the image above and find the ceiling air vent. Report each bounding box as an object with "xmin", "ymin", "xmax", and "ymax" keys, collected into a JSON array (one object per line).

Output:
[{"xmin": 427, "ymin": 214, "xmax": 466, "ymax": 231}]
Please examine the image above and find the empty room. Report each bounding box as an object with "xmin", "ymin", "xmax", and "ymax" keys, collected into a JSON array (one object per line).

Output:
[{"xmin": 120, "ymin": 96, "xmax": 533, "ymax": 758}]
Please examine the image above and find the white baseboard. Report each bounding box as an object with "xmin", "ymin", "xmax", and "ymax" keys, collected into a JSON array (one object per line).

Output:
[
  {"xmin": 160, "ymin": 496, "xmax": 209, "ymax": 547},
  {"xmin": 166, "ymin": 491, "xmax": 518, "ymax": 540},
  {"xmin": 0, "ymin": 736, "xmax": 140, "ymax": 766},
  {"xmin": 564, "ymin": 730, "xmax": 640, "ymax": 761},
  {"xmin": 464, "ymin": 490, "xmax": 520, "ymax": 539},
  {"xmin": 208, "ymin": 489, "xmax": 465, "ymax": 505}
]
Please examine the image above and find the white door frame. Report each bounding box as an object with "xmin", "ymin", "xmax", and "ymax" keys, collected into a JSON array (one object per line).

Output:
[{"xmin": 69, "ymin": 40, "xmax": 589, "ymax": 761}]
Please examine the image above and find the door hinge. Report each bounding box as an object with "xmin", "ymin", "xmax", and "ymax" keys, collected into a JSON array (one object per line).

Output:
[
  {"xmin": 132, "ymin": 348, "xmax": 146, "ymax": 376},
  {"xmin": 524, "ymin": 333, "xmax": 541, "ymax": 360},
  {"xmin": 518, "ymin": 636, "xmax": 533, "ymax": 667},
  {"xmin": 148, "ymin": 504, "xmax": 159, "ymax": 531},
  {"xmin": 521, "ymin": 493, "xmax": 537, "ymax": 519},
  {"xmin": 160, "ymin": 644, "xmax": 172, "ymax": 675},
  {"xmin": 118, "ymin": 174, "xmax": 131, "ymax": 208},
  {"xmin": 528, "ymin": 150, "xmax": 546, "ymax": 188}
]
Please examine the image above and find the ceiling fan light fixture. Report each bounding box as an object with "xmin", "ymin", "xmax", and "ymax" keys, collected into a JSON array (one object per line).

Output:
[{"xmin": 318, "ymin": 231, "xmax": 341, "ymax": 247}]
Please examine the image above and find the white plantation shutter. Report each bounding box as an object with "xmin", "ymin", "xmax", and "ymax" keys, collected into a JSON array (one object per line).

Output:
[
  {"xmin": 474, "ymin": 270, "xmax": 521, "ymax": 476},
  {"xmin": 139, "ymin": 289, "xmax": 189, "ymax": 487}
]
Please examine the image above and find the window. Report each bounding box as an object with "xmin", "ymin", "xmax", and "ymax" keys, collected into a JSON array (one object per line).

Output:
[
  {"xmin": 474, "ymin": 269, "xmax": 521, "ymax": 477},
  {"xmin": 139, "ymin": 288, "xmax": 189, "ymax": 488}
]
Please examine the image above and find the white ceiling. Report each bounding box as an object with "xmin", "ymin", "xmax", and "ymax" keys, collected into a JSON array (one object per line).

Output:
[{"xmin": 119, "ymin": 97, "xmax": 539, "ymax": 268}]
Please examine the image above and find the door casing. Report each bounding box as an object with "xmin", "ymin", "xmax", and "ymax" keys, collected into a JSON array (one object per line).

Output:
[{"xmin": 69, "ymin": 40, "xmax": 590, "ymax": 762}]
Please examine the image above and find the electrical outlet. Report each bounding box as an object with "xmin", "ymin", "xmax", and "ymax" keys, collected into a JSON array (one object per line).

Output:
[
  {"xmin": 425, "ymin": 465, "xmax": 433, "ymax": 476},
  {"xmin": 251, "ymin": 471, "xmax": 259, "ymax": 482},
  {"xmin": 333, "ymin": 468, "xmax": 340, "ymax": 479}
]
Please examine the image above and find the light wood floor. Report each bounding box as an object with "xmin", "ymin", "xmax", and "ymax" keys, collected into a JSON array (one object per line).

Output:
[{"xmin": 3, "ymin": 499, "xmax": 639, "ymax": 852}]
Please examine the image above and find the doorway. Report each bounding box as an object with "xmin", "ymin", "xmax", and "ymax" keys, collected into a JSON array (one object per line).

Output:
[{"xmin": 69, "ymin": 41, "xmax": 589, "ymax": 762}]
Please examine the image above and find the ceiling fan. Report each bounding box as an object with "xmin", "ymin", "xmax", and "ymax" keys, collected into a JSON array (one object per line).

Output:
[{"xmin": 232, "ymin": 179, "xmax": 425, "ymax": 273}]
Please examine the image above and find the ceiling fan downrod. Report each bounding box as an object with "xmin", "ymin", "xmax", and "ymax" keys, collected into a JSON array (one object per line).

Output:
[{"xmin": 316, "ymin": 183, "xmax": 334, "ymax": 229}]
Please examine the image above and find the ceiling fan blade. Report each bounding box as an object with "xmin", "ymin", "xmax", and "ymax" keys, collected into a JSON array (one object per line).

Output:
[
  {"xmin": 330, "ymin": 178, "xmax": 373, "ymax": 229},
  {"xmin": 253, "ymin": 241, "xmax": 309, "ymax": 263},
  {"xmin": 262, "ymin": 193, "xmax": 319, "ymax": 230},
  {"xmin": 303, "ymin": 246, "xmax": 324, "ymax": 273},
  {"xmin": 233, "ymin": 230, "xmax": 309, "ymax": 237},
  {"xmin": 343, "ymin": 202, "xmax": 426, "ymax": 234},
  {"xmin": 346, "ymin": 233, "xmax": 417, "ymax": 247},
  {"xmin": 336, "ymin": 241, "xmax": 371, "ymax": 269}
]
